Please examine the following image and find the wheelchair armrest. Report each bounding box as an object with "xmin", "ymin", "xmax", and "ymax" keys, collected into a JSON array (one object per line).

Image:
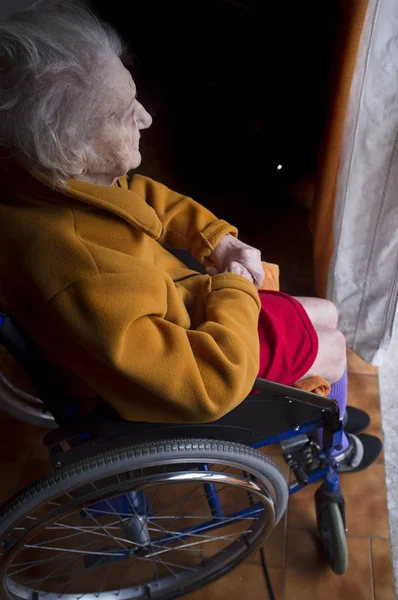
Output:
[
  {"xmin": 252, "ymin": 377, "xmax": 337, "ymax": 412},
  {"xmin": 43, "ymin": 377, "xmax": 340, "ymax": 468}
]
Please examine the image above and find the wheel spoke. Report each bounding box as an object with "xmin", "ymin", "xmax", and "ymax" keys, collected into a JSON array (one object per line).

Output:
[
  {"xmin": 98, "ymin": 563, "xmax": 112, "ymax": 595},
  {"xmin": 20, "ymin": 527, "xmax": 123, "ymax": 587},
  {"xmin": 144, "ymin": 530, "xmax": 252, "ymax": 559},
  {"xmin": 160, "ymin": 479, "xmax": 208, "ymax": 530},
  {"xmin": 23, "ymin": 544, "xmax": 126, "ymax": 556},
  {"xmin": 83, "ymin": 508, "xmax": 129, "ymax": 551},
  {"xmin": 9, "ymin": 520, "xmax": 125, "ymax": 577},
  {"xmin": 5, "ymin": 455, "xmax": 271, "ymax": 598},
  {"xmin": 50, "ymin": 520, "xmax": 136, "ymax": 547},
  {"xmin": 23, "ymin": 549, "xmax": 83, "ymax": 587}
]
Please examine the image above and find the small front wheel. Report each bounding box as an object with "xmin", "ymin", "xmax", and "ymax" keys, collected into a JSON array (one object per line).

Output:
[{"xmin": 317, "ymin": 500, "xmax": 348, "ymax": 574}]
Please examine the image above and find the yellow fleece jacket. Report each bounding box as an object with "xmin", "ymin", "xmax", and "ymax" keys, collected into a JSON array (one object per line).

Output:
[{"xmin": 0, "ymin": 160, "xmax": 261, "ymax": 422}]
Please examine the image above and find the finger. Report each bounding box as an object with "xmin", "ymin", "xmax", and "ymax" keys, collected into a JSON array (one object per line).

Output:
[
  {"xmin": 236, "ymin": 261, "xmax": 264, "ymax": 288},
  {"xmin": 206, "ymin": 266, "xmax": 220, "ymax": 276},
  {"xmin": 225, "ymin": 261, "xmax": 255, "ymax": 283},
  {"xmin": 251, "ymin": 265, "xmax": 265, "ymax": 288},
  {"xmin": 230, "ymin": 255, "xmax": 264, "ymax": 288}
]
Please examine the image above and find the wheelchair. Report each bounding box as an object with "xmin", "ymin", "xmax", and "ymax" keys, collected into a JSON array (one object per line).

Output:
[{"xmin": 0, "ymin": 305, "xmax": 348, "ymax": 600}]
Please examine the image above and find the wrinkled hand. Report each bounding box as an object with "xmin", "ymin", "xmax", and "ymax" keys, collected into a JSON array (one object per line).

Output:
[{"xmin": 206, "ymin": 234, "xmax": 264, "ymax": 288}]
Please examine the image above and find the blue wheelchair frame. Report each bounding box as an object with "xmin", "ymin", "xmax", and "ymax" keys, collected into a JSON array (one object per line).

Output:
[{"xmin": 0, "ymin": 308, "xmax": 345, "ymax": 572}]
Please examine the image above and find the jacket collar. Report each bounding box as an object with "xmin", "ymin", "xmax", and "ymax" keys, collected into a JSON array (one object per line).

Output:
[
  {"xmin": 1, "ymin": 155, "xmax": 163, "ymax": 240},
  {"xmin": 62, "ymin": 176, "xmax": 163, "ymax": 240}
]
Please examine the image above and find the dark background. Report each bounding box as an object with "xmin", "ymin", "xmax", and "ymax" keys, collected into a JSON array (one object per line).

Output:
[{"xmin": 91, "ymin": 0, "xmax": 339, "ymax": 295}]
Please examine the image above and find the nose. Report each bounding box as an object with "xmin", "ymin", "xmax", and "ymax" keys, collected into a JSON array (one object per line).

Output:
[{"xmin": 136, "ymin": 102, "xmax": 152, "ymax": 130}]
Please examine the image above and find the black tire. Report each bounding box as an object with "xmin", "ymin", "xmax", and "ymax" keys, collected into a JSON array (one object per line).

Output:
[
  {"xmin": 317, "ymin": 502, "xmax": 348, "ymax": 575},
  {"xmin": 0, "ymin": 438, "xmax": 289, "ymax": 599}
]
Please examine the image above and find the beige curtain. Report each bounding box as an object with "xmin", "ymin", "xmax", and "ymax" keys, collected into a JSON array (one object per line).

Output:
[{"xmin": 327, "ymin": 0, "xmax": 398, "ymax": 362}]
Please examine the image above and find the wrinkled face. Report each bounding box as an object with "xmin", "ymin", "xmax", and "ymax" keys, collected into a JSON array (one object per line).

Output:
[{"xmin": 85, "ymin": 56, "xmax": 152, "ymax": 185}]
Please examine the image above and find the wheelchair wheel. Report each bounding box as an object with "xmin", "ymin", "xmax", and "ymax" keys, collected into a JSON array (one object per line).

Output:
[
  {"xmin": 0, "ymin": 438, "xmax": 288, "ymax": 599},
  {"xmin": 317, "ymin": 502, "xmax": 348, "ymax": 575}
]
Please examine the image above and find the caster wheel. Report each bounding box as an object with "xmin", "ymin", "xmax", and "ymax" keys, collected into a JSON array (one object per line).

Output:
[{"xmin": 316, "ymin": 500, "xmax": 348, "ymax": 574}]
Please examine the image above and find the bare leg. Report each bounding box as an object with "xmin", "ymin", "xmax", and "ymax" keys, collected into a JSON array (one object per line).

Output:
[
  {"xmin": 294, "ymin": 298, "xmax": 381, "ymax": 469},
  {"xmin": 294, "ymin": 297, "xmax": 350, "ymax": 456},
  {"xmin": 294, "ymin": 297, "xmax": 346, "ymax": 385},
  {"xmin": 294, "ymin": 297, "xmax": 339, "ymax": 330},
  {"xmin": 300, "ymin": 326, "xmax": 346, "ymax": 384}
]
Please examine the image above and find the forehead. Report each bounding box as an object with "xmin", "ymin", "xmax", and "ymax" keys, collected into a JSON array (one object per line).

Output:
[
  {"xmin": 101, "ymin": 56, "xmax": 136, "ymax": 106},
  {"xmin": 119, "ymin": 64, "xmax": 136, "ymax": 98}
]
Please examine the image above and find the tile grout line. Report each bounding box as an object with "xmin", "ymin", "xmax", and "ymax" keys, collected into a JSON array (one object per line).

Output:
[
  {"xmin": 347, "ymin": 533, "xmax": 391, "ymax": 542},
  {"xmin": 369, "ymin": 537, "xmax": 376, "ymax": 600}
]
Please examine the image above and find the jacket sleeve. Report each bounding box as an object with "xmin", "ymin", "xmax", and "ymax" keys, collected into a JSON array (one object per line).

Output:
[
  {"xmin": 127, "ymin": 174, "xmax": 238, "ymax": 262},
  {"xmin": 48, "ymin": 268, "xmax": 260, "ymax": 423}
]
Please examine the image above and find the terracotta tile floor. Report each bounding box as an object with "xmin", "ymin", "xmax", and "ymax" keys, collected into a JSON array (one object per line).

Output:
[{"xmin": 0, "ymin": 349, "xmax": 395, "ymax": 599}]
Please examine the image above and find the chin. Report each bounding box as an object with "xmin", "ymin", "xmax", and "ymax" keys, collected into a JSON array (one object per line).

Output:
[{"xmin": 128, "ymin": 150, "xmax": 142, "ymax": 170}]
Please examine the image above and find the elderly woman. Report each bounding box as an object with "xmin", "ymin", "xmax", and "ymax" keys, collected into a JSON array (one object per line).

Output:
[{"xmin": 0, "ymin": 1, "xmax": 380, "ymax": 472}]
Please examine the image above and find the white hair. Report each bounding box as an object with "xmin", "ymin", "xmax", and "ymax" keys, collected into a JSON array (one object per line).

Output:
[{"xmin": 0, "ymin": 1, "xmax": 124, "ymax": 181}]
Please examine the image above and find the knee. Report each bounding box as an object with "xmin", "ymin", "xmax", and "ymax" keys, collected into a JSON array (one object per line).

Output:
[
  {"xmin": 329, "ymin": 329, "xmax": 347, "ymax": 382},
  {"xmin": 296, "ymin": 297, "xmax": 339, "ymax": 329},
  {"xmin": 325, "ymin": 329, "xmax": 347, "ymax": 383},
  {"xmin": 309, "ymin": 327, "xmax": 346, "ymax": 384}
]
